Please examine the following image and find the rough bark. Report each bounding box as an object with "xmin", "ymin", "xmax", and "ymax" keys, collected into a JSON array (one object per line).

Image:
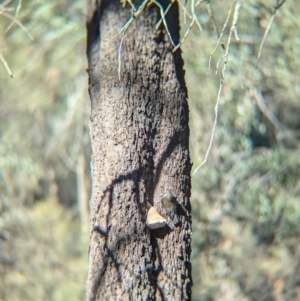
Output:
[{"xmin": 86, "ymin": 1, "xmax": 192, "ymax": 300}]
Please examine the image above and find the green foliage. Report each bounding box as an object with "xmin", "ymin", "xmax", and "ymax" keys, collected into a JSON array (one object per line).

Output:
[
  {"xmin": 183, "ymin": 1, "xmax": 300, "ymax": 300},
  {"xmin": 0, "ymin": 199, "xmax": 88, "ymax": 301},
  {"xmin": 0, "ymin": 0, "xmax": 89, "ymax": 300}
]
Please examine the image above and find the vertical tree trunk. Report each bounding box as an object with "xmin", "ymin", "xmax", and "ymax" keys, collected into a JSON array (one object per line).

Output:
[
  {"xmin": 76, "ymin": 154, "xmax": 89, "ymax": 235},
  {"xmin": 86, "ymin": 1, "xmax": 192, "ymax": 300}
]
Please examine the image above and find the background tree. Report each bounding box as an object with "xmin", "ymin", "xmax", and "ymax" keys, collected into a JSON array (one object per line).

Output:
[{"xmin": 86, "ymin": 1, "xmax": 192, "ymax": 300}]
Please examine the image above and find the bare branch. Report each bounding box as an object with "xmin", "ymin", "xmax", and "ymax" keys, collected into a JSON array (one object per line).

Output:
[
  {"xmin": 206, "ymin": 0, "xmax": 223, "ymax": 47},
  {"xmin": 250, "ymin": 86, "xmax": 285, "ymax": 131},
  {"xmin": 0, "ymin": 9, "xmax": 33, "ymax": 40},
  {"xmin": 256, "ymin": 0, "xmax": 286, "ymax": 67},
  {"xmin": 153, "ymin": 0, "xmax": 176, "ymax": 47},
  {"xmin": 173, "ymin": 0, "xmax": 202, "ymax": 52},
  {"xmin": 192, "ymin": 77, "xmax": 223, "ymax": 176},
  {"xmin": 209, "ymin": 0, "xmax": 236, "ymax": 71},
  {"xmin": 0, "ymin": 50, "xmax": 13, "ymax": 78},
  {"xmin": 193, "ymin": 1, "xmax": 241, "ymax": 175},
  {"xmin": 5, "ymin": 0, "xmax": 22, "ymax": 33}
]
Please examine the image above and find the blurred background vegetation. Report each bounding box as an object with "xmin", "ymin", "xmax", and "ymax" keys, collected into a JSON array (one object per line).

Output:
[{"xmin": 0, "ymin": 0, "xmax": 299, "ymax": 300}]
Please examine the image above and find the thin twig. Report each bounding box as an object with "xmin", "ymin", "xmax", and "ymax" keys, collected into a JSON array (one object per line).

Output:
[
  {"xmin": 118, "ymin": 33, "xmax": 126, "ymax": 81},
  {"xmin": 173, "ymin": 0, "xmax": 202, "ymax": 52},
  {"xmin": 153, "ymin": 0, "xmax": 176, "ymax": 47},
  {"xmin": 115, "ymin": 0, "xmax": 149, "ymax": 80},
  {"xmin": 155, "ymin": 1, "xmax": 173, "ymax": 31},
  {"xmin": 209, "ymin": 0, "xmax": 236, "ymax": 70},
  {"xmin": 214, "ymin": 1, "xmax": 240, "ymax": 75},
  {"xmin": 180, "ymin": 0, "xmax": 192, "ymax": 24},
  {"xmin": 113, "ymin": 0, "xmax": 149, "ymax": 40},
  {"xmin": 251, "ymin": 87, "xmax": 285, "ymax": 131},
  {"xmin": 193, "ymin": 1, "xmax": 241, "ymax": 176},
  {"xmin": 256, "ymin": 0, "xmax": 286, "ymax": 67},
  {"xmin": 121, "ymin": 0, "xmax": 136, "ymax": 10},
  {"xmin": 1, "ymin": 0, "xmax": 14, "ymax": 7},
  {"xmin": 6, "ymin": 0, "xmax": 22, "ymax": 33},
  {"xmin": 0, "ymin": 10, "xmax": 33, "ymax": 40},
  {"xmin": 206, "ymin": 1, "xmax": 221, "ymax": 42},
  {"xmin": 0, "ymin": 51, "xmax": 14, "ymax": 78},
  {"xmin": 192, "ymin": 78, "xmax": 223, "ymax": 176},
  {"xmin": 117, "ymin": 0, "xmax": 178, "ymax": 80}
]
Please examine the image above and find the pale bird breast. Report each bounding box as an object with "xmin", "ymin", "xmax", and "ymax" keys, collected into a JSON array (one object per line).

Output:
[{"xmin": 146, "ymin": 207, "xmax": 167, "ymax": 230}]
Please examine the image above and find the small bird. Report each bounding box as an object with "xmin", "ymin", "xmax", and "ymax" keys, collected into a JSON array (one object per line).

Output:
[
  {"xmin": 161, "ymin": 189, "xmax": 180, "ymax": 225},
  {"xmin": 146, "ymin": 207, "xmax": 167, "ymax": 230}
]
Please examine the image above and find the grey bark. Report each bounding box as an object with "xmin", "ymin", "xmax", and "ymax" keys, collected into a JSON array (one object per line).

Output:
[{"xmin": 86, "ymin": 1, "xmax": 192, "ymax": 300}]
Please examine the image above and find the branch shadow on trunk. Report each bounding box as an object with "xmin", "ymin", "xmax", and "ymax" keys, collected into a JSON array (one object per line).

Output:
[{"xmin": 90, "ymin": 127, "xmax": 188, "ymax": 295}]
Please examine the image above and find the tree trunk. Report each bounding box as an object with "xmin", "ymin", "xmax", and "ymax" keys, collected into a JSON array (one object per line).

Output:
[{"xmin": 86, "ymin": 1, "xmax": 192, "ymax": 300}]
